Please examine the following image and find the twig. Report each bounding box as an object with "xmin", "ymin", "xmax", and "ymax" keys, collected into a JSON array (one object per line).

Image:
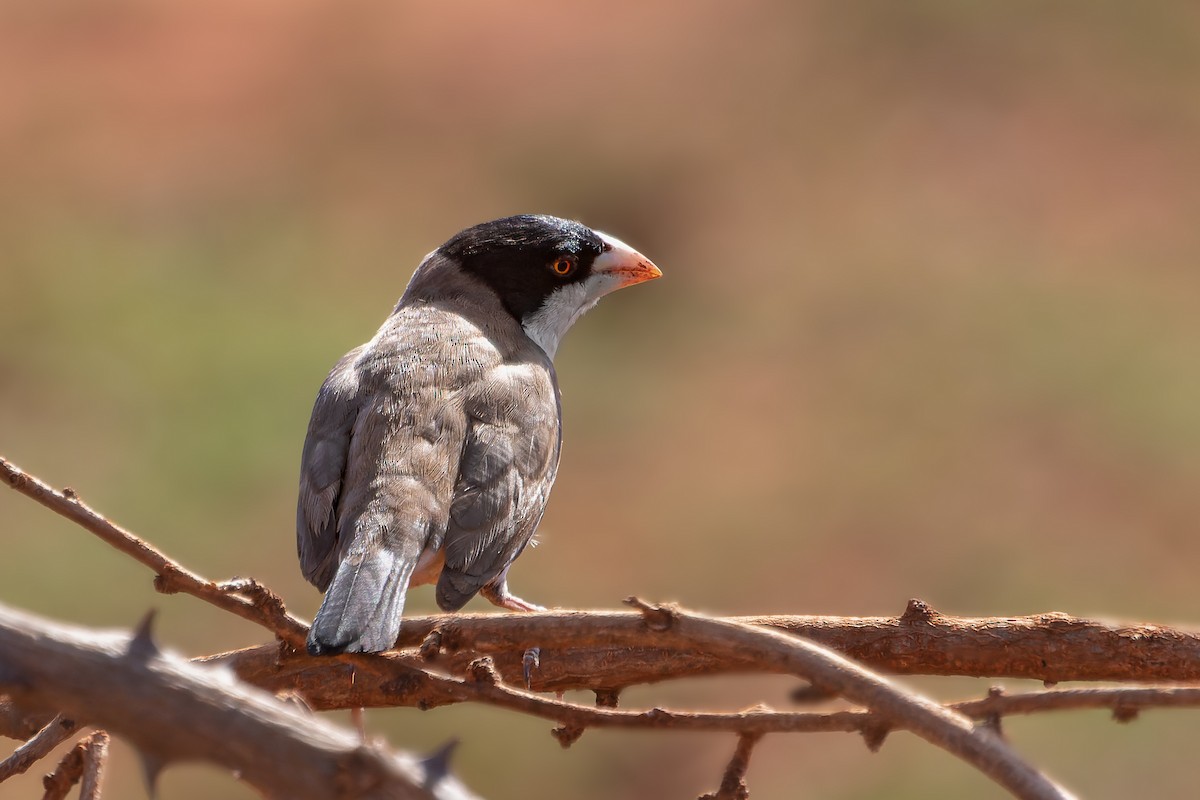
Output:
[
  {"xmin": 392, "ymin": 603, "xmax": 1200, "ymax": 687},
  {"xmin": 624, "ymin": 599, "xmax": 1071, "ymax": 800},
  {"xmin": 232, "ymin": 657, "xmax": 1200, "ymax": 735},
  {"xmin": 1, "ymin": 454, "xmax": 1173, "ymax": 799},
  {"xmin": 41, "ymin": 740, "xmax": 83, "ymax": 800},
  {"xmin": 41, "ymin": 731, "xmax": 109, "ymax": 800},
  {"xmin": 0, "ymin": 456, "xmax": 309, "ymax": 648},
  {"xmin": 8, "ymin": 454, "xmax": 1200, "ymax": 691},
  {"xmin": 700, "ymin": 733, "xmax": 761, "ymax": 800},
  {"xmin": 297, "ymin": 601, "xmax": 1071, "ymax": 799},
  {"xmin": 0, "ymin": 714, "xmax": 82, "ymax": 781},
  {"xmin": 0, "ymin": 602, "xmax": 481, "ymax": 800},
  {"xmin": 205, "ymin": 604, "xmax": 1200, "ymax": 706},
  {"xmin": 951, "ymin": 685, "xmax": 1200, "ymax": 721},
  {"xmin": 77, "ymin": 731, "xmax": 109, "ymax": 800}
]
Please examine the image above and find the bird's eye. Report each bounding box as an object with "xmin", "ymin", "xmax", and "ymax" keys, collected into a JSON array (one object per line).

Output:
[{"xmin": 550, "ymin": 256, "xmax": 576, "ymax": 276}]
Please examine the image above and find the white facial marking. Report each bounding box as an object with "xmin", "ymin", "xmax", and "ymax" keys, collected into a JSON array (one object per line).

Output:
[
  {"xmin": 522, "ymin": 282, "xmax": 598, "ymax": 359},
  {"xmin": 521, "ymin": 230, "xmax": 651, "ymax": 359}
]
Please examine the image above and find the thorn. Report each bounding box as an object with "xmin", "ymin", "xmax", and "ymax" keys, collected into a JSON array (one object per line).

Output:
[
  {"xmin": 595, "ymin": 689, "xmax": 620, "ymax": 708},
  {"xmin": 861, "ymin": 721, "xmax": 891, "ymax": 752},
  {"xmin": 1042, "ymin": 679, "xmax": 1059, "ymax": 689},
  {"xmin": 980, "ymin": 714, "xmax": 1004, "ymax": 736},
  {"xmin": 790, "ymin": 682, "xmax": 838, "ymax": 704},
  {"xmin": 128, "ymin": 610, "xmax": 160, "ymax": 659},
  {"xmin": 137, "ymin": 748, "xmax": 165, "ymax": 797},
  {"xmin": 427, "ymin": 623, "xmax": 464, "ymax": 654},
  {"xmin": 522, "ymin": 647, "xmax": 541, "ymax": 689},
  {"xmin": 418, "ymin": 629, "xmax": 443, "ymax": 661},
  {"xmin": 62, "ymin": 486, "xmax": 79, "ymax": 501},
  {"xmin": 978, "ymin": 685, "xmax": 1006, "ymax": 734},
  {"xmin": 465, "ymin": 657, "xmax": 500, "ymax": 687},
  {"xmin": 219, "ymin": 576, "xmax": 286, "ymax": 614},
  {"xmin": 1112, "ymin": 705, "xmax": 1139, "ymax": 723},
  {"xmin": 623, "ymin": 596, "xmax": 679, "ymax": 631},
  {"xmin": 551, "ymin": 725, "xmax": 584, "ymax": 748},
  {"xmin": 276, "ymin": 638, "xmax": 302, "ymax": 663},
  {"xmin": 420, "ymin": 737, "xmax": 460, "ymax": 788},
  {"xmin": 899, "ymin": 598, "xmax": 937, "ymax": 624},
  {"xmin": 153, "ymin": 567, "xmax": 182, "ymax": 595}
]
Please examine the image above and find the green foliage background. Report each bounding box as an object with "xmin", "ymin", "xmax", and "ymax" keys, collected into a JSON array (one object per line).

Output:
[{"xmin": 3, "ymin": 2, "xmax": 1199, "ymax": 798}]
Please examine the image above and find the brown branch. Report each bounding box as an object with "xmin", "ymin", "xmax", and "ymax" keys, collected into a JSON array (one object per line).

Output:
[
  {"xmin": 42, "ymin": 731, "xmax": 109, "ymax": 800},
  {"xmin": 77, "ymin": 731, "xmax": 109, "ymax": 800},
  {"xmin": 0, "ymin": 713, "xmax": 82, "ymax": 781},
  {"xmin": 277, "ymin": 602, "xmax": 1070, "ymax": 799},
  {"xmin": 951, "ymin": 685, "xmax": 1200, "ymax": 721},
  {"xmin": 205, "ymin": 602, "xmax": 1200, "ymax": 707},
  {"xmin": 209, "ymin": 644, "xmax": 1200, "ymax": 736},
  {"xmin": 393, "ymin": 602, "xmax": 1200, "ymax": 687},
  {"xmin": 700, "ymin": 733, "xmax": 761, "ymax": 800},
  {"xmin": 0, "ymin": 603, "xmax": 481, "ymax": 800},
  {"xmin": 0, "ymin": 456, "xmax": 308, "ymax": 648},
  {"xmin": 0, "ymin": 454, "xmax": 1181, "ymax": 799},
  {"xmin": 624, "ymin": 600, "xmax": 1070, "ymax": 800},
  {"xmin": 7, "ymin": 453, "xmax": 1199, "ymax": 692},
  {"xmin": 0, "ymin": 699, "xmax": 57, "ymax": 741}
]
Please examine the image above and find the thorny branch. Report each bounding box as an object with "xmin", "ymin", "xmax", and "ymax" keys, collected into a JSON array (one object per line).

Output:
[
  {"xmin": 0, "ymin": 603, "xmax": 478, "ymax": 800},
  {"xmin": 210, "ymin": 650, "xmax": 1200, "ymax": 737},
  {"xmin": 0, "ymin": 456, "xmax": 309, "ymax": 650},
  {"xmin": 2, "ymin": 453, "xmax": 1197, "ymax": 798},
  {"xmin": 206, "ymin": 603, "xmax": 1200, "ymax": 700},
  {"xmin": 41, "ymin": 730, "xmax": 109, "ymax": 800},
  {"xmin": 0, "ymin": 714, "xmax": 81, "ymax": 782},
  {"xmin": 7, "ymin": 455, "xmax": 1199, "ymax": 688}
]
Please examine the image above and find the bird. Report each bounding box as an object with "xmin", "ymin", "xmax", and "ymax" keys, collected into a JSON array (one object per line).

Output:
[{"xmin": 296, "ymin": 214, "xmax": 662, "ymax": 655}]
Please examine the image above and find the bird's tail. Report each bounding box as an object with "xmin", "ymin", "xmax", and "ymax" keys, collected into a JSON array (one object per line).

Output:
[{"xmin": 307, "ymin": 546, "xmax": 413, "ymax": 655}]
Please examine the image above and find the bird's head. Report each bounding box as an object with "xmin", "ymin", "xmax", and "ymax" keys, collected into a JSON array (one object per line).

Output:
[{"xmin": 437, "ymin": 214, "xmax": 662, "ymax": 358}]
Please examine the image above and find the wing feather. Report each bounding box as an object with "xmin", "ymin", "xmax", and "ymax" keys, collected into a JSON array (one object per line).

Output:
[
  {"xmin": 296, "ymin": 346, "xmax": 365, "ymax": 590},
  {"xmin": 436, "ymin": 380, "xmax": 559, "ymax": 610}
]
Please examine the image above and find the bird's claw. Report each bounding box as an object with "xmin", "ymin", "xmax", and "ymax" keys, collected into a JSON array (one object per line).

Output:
[
  {"xmin": 522, "ymin": 647, "xmax": 541, "ymax": 689},
  {"xmin": 480, "ymin": 581, "xmax": 545, "ymax": 612}
]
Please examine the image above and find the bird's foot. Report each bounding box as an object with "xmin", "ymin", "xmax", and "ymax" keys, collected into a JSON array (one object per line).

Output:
[{"xmin": 480, "ymin": 581, "xmax": 545, "ymax": 612}]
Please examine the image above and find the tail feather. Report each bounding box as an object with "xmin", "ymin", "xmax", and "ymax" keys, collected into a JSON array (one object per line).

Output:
[
  {"xmin": 435, "ymin": 567, "xmax": 482, "ymax": 612},
  {"xmin": 307, "ymin": 546, "xmax": 412, "ymax": 655}
]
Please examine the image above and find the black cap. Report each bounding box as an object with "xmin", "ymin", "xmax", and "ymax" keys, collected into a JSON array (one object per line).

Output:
[{"xmin": 440, "ymin": 215, "xmax": 608, "ymax": 321}]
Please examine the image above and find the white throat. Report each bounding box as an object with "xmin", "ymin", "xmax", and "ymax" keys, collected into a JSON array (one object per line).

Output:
[
  {"xmin": 521, "ymin": 281, "xmax": 599, "ymax": 359},
  {"xmin": 519, "ymin": 230, "xmax": 649, "ymax": 359}
]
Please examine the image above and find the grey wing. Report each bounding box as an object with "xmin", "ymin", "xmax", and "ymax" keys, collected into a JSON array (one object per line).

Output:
[
  {"xmin": 435, "ymin": 411, "xmax": 559, "ymax": 611},
  {"xmin": 296, "ymin": 346, "xmax": 365, "ymax": 590}
]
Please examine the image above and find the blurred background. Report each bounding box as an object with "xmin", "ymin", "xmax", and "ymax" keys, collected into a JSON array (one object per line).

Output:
[{"xmin": 3, "ymin": 1, "xmax": 1199, "ymax": 797}]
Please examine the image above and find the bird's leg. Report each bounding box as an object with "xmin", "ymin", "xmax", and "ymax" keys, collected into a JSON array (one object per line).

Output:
[
  {"xmin": 480, "ymin": 579, "xmax": 545, "ymax": 612},
  {"xmin": 482, "ymin": 578, "xmax": 546, "ymax": 689}
]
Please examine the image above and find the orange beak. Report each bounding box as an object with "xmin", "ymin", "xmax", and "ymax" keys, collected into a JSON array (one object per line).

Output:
[{"xmin": 594, "ymin": 231, "xmax": 663, "ymax": 288}]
